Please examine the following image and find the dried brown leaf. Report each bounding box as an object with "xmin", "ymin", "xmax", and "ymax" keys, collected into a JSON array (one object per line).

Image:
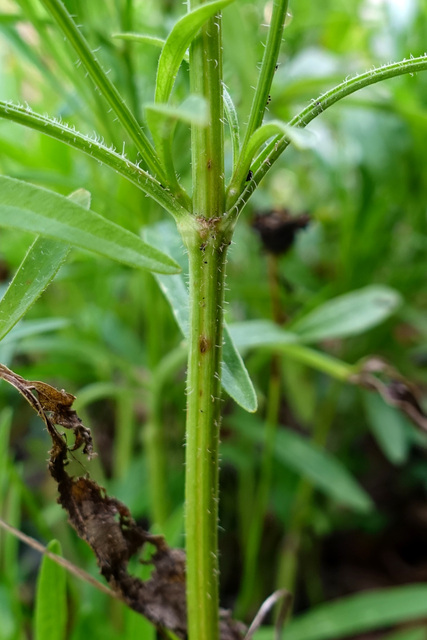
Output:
[
  {"xmin": 0, "ymin": 363, "xmax": 244, "ymax": 639},
  {"xmin": 351, "ymin": 357, "xmax": 427, "ymax": 432}
]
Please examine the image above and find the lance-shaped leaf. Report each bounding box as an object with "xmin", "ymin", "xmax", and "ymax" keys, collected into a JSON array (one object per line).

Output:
[
  {"xmin": 0, "ymin": 189, "xmax": 89, "ymax": 342},
  {"xmin": 227, "ymin": 120, "xmax": 316, "ymax": 208},
  {"xmin": 253, "ymin": 584, "xmax": 427, "ymax": 640},
  {"xmin": 290, "ymin": 285, "xmax": 402, "ymax": 342},
  {"xmin": 231, "ymin": 415, "xmax": 372, "ymax": 512},
  {"xmin": 0, "ymin": 176, "xmax": 180, "ymax": 275},
  {"xmin": 155, "ymin": 0, "xmax": 235, "ymax": 104},
  {"xmin": 145, "ymin": 221, "xmax": 257, "ymax": 412}
]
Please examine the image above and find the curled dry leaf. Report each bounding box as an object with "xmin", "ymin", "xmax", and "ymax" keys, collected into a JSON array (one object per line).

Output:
[
  {"xmin": 351, "ymin": 357, "xmax": 427, "ymax": 432},
  {"xmin": 0, "ymin": 363, "xmax": 244, "ymax": 640}
]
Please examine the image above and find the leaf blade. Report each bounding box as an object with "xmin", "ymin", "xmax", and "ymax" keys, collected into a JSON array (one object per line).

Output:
[
  {"xmin": 0, "ymin": 176, "xmax": 180, "ymax": 275},
  {"xmin": 155, "ymin": 0, "xmax": 235, "ymax": 104},
  {"xmin": 231, "ymin": 415, "xmax": 372, "ymax": 512},
  {"xmin": 253, "ymin": 585, "xmax": 427, "ymax": 640},
  {"xmin": 0, "ymin": 189, "xmax": 89, "ymax": 342},
  {"xmin": 291, "ymin": 285, "xmax": 402, "ymax": 342},
  {"xmin": 34, "ymin": 540, "xmax": 67, "ymax": 640},
  {"xmin": 145, "ymin": 221, "xmax": 257, "ymax": 411}
]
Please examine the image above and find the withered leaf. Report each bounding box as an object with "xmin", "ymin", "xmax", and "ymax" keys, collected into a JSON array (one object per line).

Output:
[
  {"xmin": 0, "ymin": 363, "xmax": 244, "ymax": 639},
  {"xmin": 351, "ymin": 357, "xmax": 427, "ymax": 433}
]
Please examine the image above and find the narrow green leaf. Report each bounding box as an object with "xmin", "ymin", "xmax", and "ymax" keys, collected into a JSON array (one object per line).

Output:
[
  {"xmin": 145, "ymin": 221, "xmax": 257, "ymax": 412},
  {"xmin": 291, "ymin": 285, "xmax": 402, "ymax": 342},
  {"xmin": 113, "ymin": 32, "xmax": 190, "ymax": 62},
  {"xmin": 0, "ymin": 318, "xmax": 69, "ymax": 345},
  {"xmin": 145, "ymin": 96, "xmax": 207, "ymax": 202},
  {"xmin": 223, "ymin": 88, "xmax": 241, "ymax": 171},
  {"xmin": 228, "ymin": 320, "xmax": 297, "ymax": 350},
  {"xmin": 0, "ymin": 245, "xmax": 70, "ymax": 343},
  {"xmin": 146, "ymin": 95, "xmax": 209, "ymax": 128},
  {"xmin": 155, "ymin": 0, "xmax": 235, "ymax": 104},
  {"xmin": 232, "ymin": 415, "xmax": 372, "ymax": 512},
  {"xmin": 0, "ymin": 176, "xmax": 180, "ymax": 275},
  {"xmin": 228, "ymin": 321, "xmax": 354, "ymax": 382},
  {"xmin": 227, "ymin": 120, "xmax": 315, "ymax": 207},
  {"xmin": 363, "ymin": 392, "xmax": 409, "ymax": 465},
  {"xmin": 0, "ymin": 582, "xmax": 16, "ymax": 640},
  {"xmin": 254, "ymin": 585, "xmax": 427, "ymax": 640},
  {"xmin": 0, "ymin": 189, "xmax": 89, "ymax": 342},
  {"xmin": 0, "ymin": 101, "xmax": 189, "ymax": 221},
  {"xmin": 222, "ymin": 325, "xmax": 257, "ymax": 412},
  {"xmin": 39, "ymin": 0, "xmax": 164, "ymax": 179},
  {"xmin": 34, "ymin": 540, "xmax": 67, "ymax": 640},
  {"xmin": 113, "ymin": 32, "xmax": 167, "ymax": 49}
]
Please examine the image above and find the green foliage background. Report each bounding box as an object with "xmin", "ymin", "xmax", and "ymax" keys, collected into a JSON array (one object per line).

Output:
[{"xmin": 1, "ymin": 0, "xmax": 427, "ymax": 638}]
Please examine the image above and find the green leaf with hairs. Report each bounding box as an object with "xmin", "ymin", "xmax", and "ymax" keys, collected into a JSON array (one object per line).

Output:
[{"xmin": 155, "ymin": 0, "xmax": 235, "ymax": 103}]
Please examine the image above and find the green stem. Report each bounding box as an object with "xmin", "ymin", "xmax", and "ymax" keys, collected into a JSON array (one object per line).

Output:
[
  {"xmin": 188, "ymin": 3, "xmax": 225, "ymax": 218},
  {"xmin": 39, "ymin": 0, "xmax": 165, "ymax": 180},
  {"xmin": 0, "ymin": 102, "xmax": 188, "ymax": 221},
  {"xmin": 240, "ymin": 0, "xmax": 289, "ymax": 153},
  {"xmin": 183, "ymin": 6, "xmax": 226, "ymax": 635},
  {"xmin": 179, "ymin": 217, "xmax": 231, "ymax": 640},
  {"xmin": 228, "ymin": 54, "xmax": 427, "ymax": 222}
]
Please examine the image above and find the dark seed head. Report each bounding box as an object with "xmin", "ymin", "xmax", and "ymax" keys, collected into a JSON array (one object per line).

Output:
[{"xmin": 252, "ymin": 209, "xmax": 311, "ymax": 255}]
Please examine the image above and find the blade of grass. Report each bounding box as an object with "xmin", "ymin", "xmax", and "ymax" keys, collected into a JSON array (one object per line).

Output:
[{"xmin": 231, "ymin": 414, "xmax": 373, "ymax": 512}]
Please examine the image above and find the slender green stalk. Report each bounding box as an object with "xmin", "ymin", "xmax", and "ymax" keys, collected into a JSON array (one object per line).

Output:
[
  {"xmin": 118, "ymin": 0, "xmax": 140, "ymax": 120},
  {"xmin": 183, "ymin": 3, "xmax": 227, "ymax": 635},
  {"xmin": 0, "ymin": 102, "xmax": 188, "ymax": 221},
  {"xmin": 39, "ymin": 0, "xmax": 165, "ymax": 180},
  {"xmin": 228, "ymin": 54, "xmax": 427, "ymax": 222},
  {"xmin": 180, "ymin": 217, "xmax": 231, "ymax": 640},
  {"xmin": 225, "ymin": 0, "xmax": 288, "ymax": 208},
  {"xmin": 240, "ymin": 0, "xmax": 289, "ymax": 152}
]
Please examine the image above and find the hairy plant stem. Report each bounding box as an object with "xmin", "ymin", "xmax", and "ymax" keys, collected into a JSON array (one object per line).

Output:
[
  {"xmin": 180, "ymin": 218, "xmax": 231, "ymax": 640},
  {"xmin": 182, "ymin": 2, "xmax": 226, "ymax": 638}
]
